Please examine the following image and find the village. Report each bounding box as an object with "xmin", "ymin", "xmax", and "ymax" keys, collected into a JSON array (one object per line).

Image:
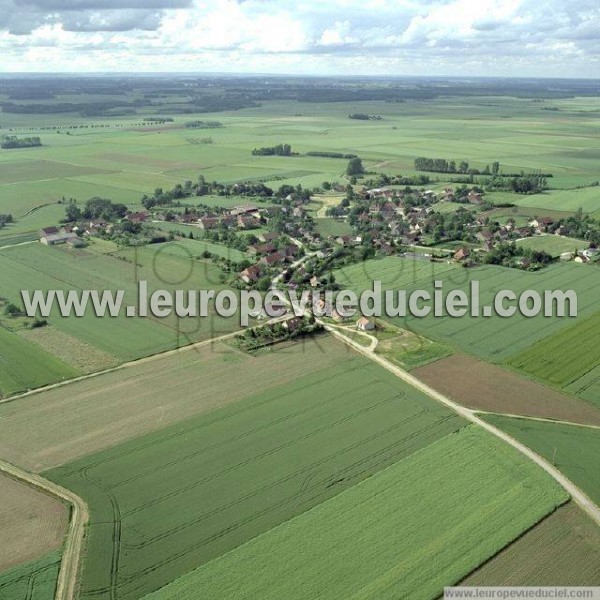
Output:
[{"xmin": 39, "ymin": 179, "xmax": 600, "ymax": 283}]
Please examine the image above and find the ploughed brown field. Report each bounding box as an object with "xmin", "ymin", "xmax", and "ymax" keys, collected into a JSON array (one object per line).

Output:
[
  {"xmin": 461, "ymin": 502, "xmax": 600, "ymax": 587},
  {"xmin": 0, "ymin": 473, "xmax": 68, "ymax": 570},
  {"xmin": 412, "ymin": 354, "xmax": 600, "ymax": 426}
]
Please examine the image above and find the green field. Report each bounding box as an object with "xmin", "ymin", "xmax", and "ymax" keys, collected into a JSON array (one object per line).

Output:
[
  {"xmin": 2, "ymin": 96, "xmax": 600, "ymax": 245},
  {"xmin": 0, "ymin": 326, "xmax": 78, "ymax": 398},
  {"xmin": 508, "ymin": 310, "xmax": 600, "ymax": 404},
  {"xmin": 462, "ymin": 502, "xmax": 600, "ymax": 587},
  {"xmin": 482, "ymin": 415, "xmax": 600, "ymax": 505},
  {"xmin": 513, "ymin": 187, "xmax": 600, "ymax": 216},
  {"xmin": 516, "ymin": 235, "xmax": 589, "ymax": 257},
  {"xmin": 314, "ymin": 217, "xmax": 353, "ymax": 237},
  {"xmin": 46, "ymin": 352, "xmax": 464, "ymax": 599},
  {"xmin": 0, "ymin": 241, "xmax": 241, "ymax": 377},
  {"xmin": 0, "ymin": 551, "xmax": 61, "ymax": 600},
  {"xmin": 134, "ymin": 238, "xmax": 249, "ymax": 263},
  {"xmin": 335, "ymin": 257, "xmax": 600, "ymax": 361},
  {"xmin": 146, "ymin": 427, "xmax": 568, "ymax": 600}
]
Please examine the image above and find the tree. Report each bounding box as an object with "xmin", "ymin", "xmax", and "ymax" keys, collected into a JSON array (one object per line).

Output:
[
  {"xmin": 346, "ymin": 157, "xmax": 364, "ymax": 177},
  {"xmin": 64, "ymin": 203, "xmax": 82, "ymax": 222}
]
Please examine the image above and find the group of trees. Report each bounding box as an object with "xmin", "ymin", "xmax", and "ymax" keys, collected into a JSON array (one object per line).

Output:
[
  {"xmin": 306, "ymin": 151, "xmax": 357, "ymax": 159},
  {"xmin": 235, "ymin": 319, "xmax": 322, "ymax": 352},
  {"xmin": 346, "ymin": 157, "xmax": 365, "ymax": 176},
  {"xmin": 1, "ymin": 135, "xmax": 42, "ymax": 149},
  {"xmin": 143, "ymin": 117, "xmax": 174, "ymax": 123},
  {"xmin": 483, "ymin": 242, "xmax": 553, "ymax": 270},
  {"xmin": 0, "ymin": 214, "xmax": 13, "ymax": 228},
  {"xmin": 415, "ymin": 157, "xmax": 501, "ymax": 176},
  {"xmin": 348, "ymin": 114, "xmax": 382, "ymax": 121},
  {"xmin": 63, "ymin": 197, "xmax": 127, "ymax": 222},
  {"xmin": 426, "ymin": 209, "xmax": 477, "ymax": 244},
  {"xmin": 549, "ymin": 209, "xmax": 600, "ymax": 245},
  {"xmin": 184, "ymin": 120, "xmax": 223, "ymax": 129},
  {"xmin": 251, "ymin": 144, "xmax": 293, "ymax": 156}
]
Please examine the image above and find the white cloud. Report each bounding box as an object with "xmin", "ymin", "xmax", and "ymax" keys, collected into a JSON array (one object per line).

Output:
[{"xmin": 0, "ymin": 0, "xmax": 598, "ymax": 76}]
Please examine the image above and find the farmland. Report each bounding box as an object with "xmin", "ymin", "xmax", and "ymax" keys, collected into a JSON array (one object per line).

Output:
[
  {"xmin": 412, "ymin": 354, "xmax": 600, "ymax": 426},
  {"xmin": 0, "ymin": 325, "xmax": 78, "ymax": 398},
  {"xmin": 482, "ymin": 415, "xmax": 600, "ymax": 505},
  {"xmin": 512, "ymin": 187, "xmax": 600, "ymax": 217},
  {"xmin": 462, "ymin": 502, "xmax": 600, "ymax": 587},
  {"xmin": 0, "ymin": 336, "xmax": 362, "ymax": 472},
  {"xmin": 0, "ymin": 552, "xmax": 62, "ymax": 600},
  {"xmin": 1, "ymin": 77, "xmax": 600, "ymax": 598},
  {"xmin": 335, "ymin": 258, "xmax": 600, "ymax": 361},
  {"xmin": 144, "ymin": 427, "xmax": 568, "ymax": 600},
  {"xmin": 2, "ymin": 94, "xmax": 600, "ymax": 248},
  {"xmin": 45, "ymin": 342, "xmax": 464, "ymax": 599},
  {"xmin": 0, "ymin": 239, "xmax": 244, "ymax": 391},
  {"xmin": 516, "ymin": 235, "xmax": 590, "ymax": 257},
  {"xmin": 0, "ymin": 473, "xmax": 68, "ymax": 571},
  {"xmin": 508, "ymin": 310, "xmax": 600, "ymax": 406}
]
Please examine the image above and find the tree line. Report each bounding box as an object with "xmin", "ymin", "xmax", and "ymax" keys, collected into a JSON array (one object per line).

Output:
[
  {"xmin": 251, "ymin": 144, "xmax": 293, "ymax": 156},
  {"xmin": 1, "ymin": 135, "xmax": 42, "ymax": 149}
]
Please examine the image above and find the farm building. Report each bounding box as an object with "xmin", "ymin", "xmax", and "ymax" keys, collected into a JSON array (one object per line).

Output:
[
  {"xmin": 40, "ymin": 232, "xmax": 81, "ymax": 246},
  {"xmin": 357, "ymin": 317, "xmax": 375, "ymax": 331}
]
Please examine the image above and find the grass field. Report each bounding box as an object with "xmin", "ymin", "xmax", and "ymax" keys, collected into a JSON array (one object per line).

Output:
[
  {"xmin": 0, "ymin": 552, "xmax": 62, "ymax": 600},
  {"xmin": 372, "ymin": 319, "xmax": 453, "ymax": 370},
  {"xmin": 314, "ymin": 217, "xmax": 353, "ymax": 238},
  {"xmin": 412, "ymin": 354, "xmax": 600, "ymax": 426},
  {"xmin": 462, "ymin": 502, "xmax": 600, "ymax": 587},
  {"xmin": 513, "ymin": 187, "xmax": 600, "ymax": 217},
  {"xmin": 334, "ymin": 257, "xmax": 600, "ymax": 361},
  {"xmin": 145, "ymin": 426, "xmax": 568, "ymax": 600},
  {"xmin": 482, "ymin": 415, "xmax": 600, "ymax": 505},
  {"xmin": 45, "ymin": 342, "xmax": 464, "ymax": 599},
  {"xmin": 0, "ymin": 336, "xmax": 362, "ymax": 472},
  {"xmin": 0, "ymin": 241, "xmax": 242, "ymax": 384},
  {"xmin": 0, "ymin": 326, "xmax": 79, "ymax": 398},
  {"xmin": 508, "ymin": 311, "xmax": 600, "ymax": 403},
  {"xmin": 2, "ymin": 96, "xmax": 600, "ymax": 245},
  {"xmin": 0, "ymin": 474, "xmax": 68, "ymax": 571},
  {"xmin": 516, "ymin": 235, "xmax": 589, "ymax": 257}
]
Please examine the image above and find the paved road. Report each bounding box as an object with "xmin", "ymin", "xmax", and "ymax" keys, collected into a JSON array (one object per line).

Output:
[
  {"xmin": 324, "ymin": 324, "xmax": 600, "ymax": 527},
  {"xmin": 0, "ymin": 459, "xmax": 89, "ymax": 600}
]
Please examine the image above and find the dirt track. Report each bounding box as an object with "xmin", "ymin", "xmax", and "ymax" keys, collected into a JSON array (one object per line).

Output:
[{"xmin": 325, "ymin": 325, "xmax": 600, "ymax": 527}]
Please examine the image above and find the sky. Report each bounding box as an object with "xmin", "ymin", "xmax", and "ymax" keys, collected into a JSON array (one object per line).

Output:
[{"xmin": 0, "ymin": 0, "xmax": 598, "ymax": 77}]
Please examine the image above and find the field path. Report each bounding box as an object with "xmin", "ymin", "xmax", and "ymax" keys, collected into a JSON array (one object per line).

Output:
[
  {"xmin": 0, "ymin": 459, "xmax": 88, "ymax": 600},
  {"xmin": 0, "ymin": 240, "xmax": 36, "ymax": 250},
  {"xmin": 324, "ymin": 324, "xmax": 600, "ymax": 526}
]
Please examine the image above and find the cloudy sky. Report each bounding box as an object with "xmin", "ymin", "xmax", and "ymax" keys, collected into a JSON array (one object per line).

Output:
[{"xmin": 1, "ymin": 0, "xmax": 598, "ymax": 77}]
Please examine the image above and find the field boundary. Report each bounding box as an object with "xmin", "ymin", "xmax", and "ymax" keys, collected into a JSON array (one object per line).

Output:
[
  {"xmin": 0, "ymin": 459, "xmax": 88, "ymax": 600},
  {"xmin": 323, "ymin": 324, "xmax": 600, "ymax": 526},
  {"xmin": 475, "ymin": 411, "xmax": 600, "ymax": 431},
  {"xmin": 0, "ymin": 329, "xmax": 243, "ymax": 405}
]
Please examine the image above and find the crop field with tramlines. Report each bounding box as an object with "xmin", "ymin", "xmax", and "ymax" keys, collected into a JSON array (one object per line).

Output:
[
  {"xmin": 335, "ymin": 258, "xmax": 600, "ymax": 361},
  {"xmin": 0, "ymin": 552, "xmax": 62, "ymax": 600},
  {"xmin": 45, "ymin": 348, "xmax": 464, "ymax": 599},
  {"xmin": 144, "ymin": 427, "xmax": 568, "ymax": 600},
  {"xmin": 462, "ymin": 502, "xmax": 600, "ymax": 587},
  {"xmin": 508, "ymin": 310, "xmax": 600, "ymax": 407},
  {"xmin": 482, "ymin": 416, "xmax": 600, "ymax": 505}
]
